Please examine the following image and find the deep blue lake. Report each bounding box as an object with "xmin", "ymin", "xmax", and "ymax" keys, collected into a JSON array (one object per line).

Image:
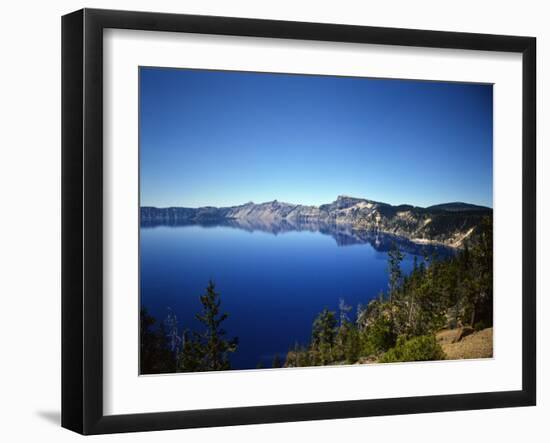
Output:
[{"xmin": 140, "ymin": 221, "xmax": 451, "ymax": 370}]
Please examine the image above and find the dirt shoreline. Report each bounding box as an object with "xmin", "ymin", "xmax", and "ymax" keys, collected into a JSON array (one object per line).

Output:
[{"xmin": 437, "ymin": 327, "xmax": 493, "ymax": 360}]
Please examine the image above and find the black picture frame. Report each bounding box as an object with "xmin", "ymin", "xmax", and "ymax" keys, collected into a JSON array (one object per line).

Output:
[{"xmin": 62, "ymin": 8, "xmax": 536, "ymax": 435}]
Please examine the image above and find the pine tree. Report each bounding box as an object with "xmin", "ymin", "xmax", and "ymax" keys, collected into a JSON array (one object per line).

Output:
[
  {"xmin": 338, "ymin": 298, "xmax": 352, "ymax": 326},
  {"xmin": 178, "ymin": 329, "xmax": 202, "ymax": 372},
  {"xmin": 387, "ymin": 243, "xmax": 404, "ymax": 336},
  {"xmin": 272, "ymin": 353, "xmax": 282, "ymax": 368},
  {"xmin": 140, "ymin": 308, "xmax": 176, "ymax": 374},
  {"xmin": 311, "ymin": 309, "xmax": 337, "ymax": 364},
  {"xmin": 140, "ymin": 308, "xmax": 157, "ymax": 374},
  {"xmin": 164, "ymin": 308, "xmax": 181, "ymax": 355},
  {"xmin": 468, "ymin": 216, "xmax": 493, "ymax": 327},
  {"xmin": 387, "ymin": 243, "xmax": 404, "ymax": 304},
  {"xmin": 194, "ymin": 280, "xmax": 238, "ymax": 371}
]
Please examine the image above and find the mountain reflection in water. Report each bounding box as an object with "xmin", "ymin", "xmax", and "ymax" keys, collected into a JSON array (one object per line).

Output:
[{"xmin": 140, "ymin": 217, "xmax": 453, "ymax": 257}]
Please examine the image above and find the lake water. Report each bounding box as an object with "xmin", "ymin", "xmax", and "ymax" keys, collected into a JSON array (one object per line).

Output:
[{"xmin": 140, "ymin": 220, "xmax": 451, "ymax": 370}]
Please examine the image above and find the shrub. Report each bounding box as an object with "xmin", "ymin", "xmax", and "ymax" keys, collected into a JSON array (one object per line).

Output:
[
  {"xmin": 474, "ymin": 320, "xmax": 488, "ymax": 332},
  {"xmin": 334, "ymin": 323, "xmax": 361, "ymax": 364},
  {"xmin": 379, "ymin": 335, "xmax": 445, "ymax": 363},
  {"xmin": 361, "ymin": 314, "xmax": 396, "ymax": 356}
]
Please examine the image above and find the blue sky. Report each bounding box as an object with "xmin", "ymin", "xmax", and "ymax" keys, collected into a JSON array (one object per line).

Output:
[{"xmin": 140, "ymin": 67, "xmax": 493, "ymax": 208}]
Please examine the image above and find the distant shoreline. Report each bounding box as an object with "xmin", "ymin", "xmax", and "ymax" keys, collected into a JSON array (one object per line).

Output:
[{"xmin": 140, "ymin": 196, "xmax": 492, "ymax": 248}]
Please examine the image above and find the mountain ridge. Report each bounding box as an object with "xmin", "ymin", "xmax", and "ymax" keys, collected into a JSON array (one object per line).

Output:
[{"xmin": 140, "ymin": 195, "xmax": 492, "ymax": 248}]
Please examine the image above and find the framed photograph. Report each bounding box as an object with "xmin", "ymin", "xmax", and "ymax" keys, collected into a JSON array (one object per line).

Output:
[{"xmin": 62, "ymin": 8, "xmax": 536, "ymax": 435}]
